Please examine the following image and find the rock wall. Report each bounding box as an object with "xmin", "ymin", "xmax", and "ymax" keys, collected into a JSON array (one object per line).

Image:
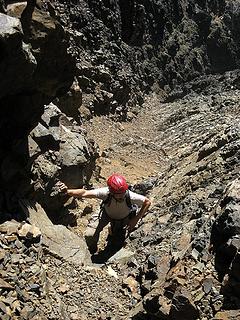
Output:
[
  {"xmin": 1, "ymin": 0, "xmax": 240, "ymax": 216},
  {"xmin": 53, "ymin": 0, "xmax": 240, "ymax": 116},
  {"xmin": 123, "ymin": 76, "xmax": 240, "ymax": 319},
  {"xmin": 0, "ymin": 3, "xmax": 96, "ymax": 218}
]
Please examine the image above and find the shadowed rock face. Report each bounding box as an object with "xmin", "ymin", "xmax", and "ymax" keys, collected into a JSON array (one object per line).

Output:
[
  {"xmin": 0, "ymin": 7, "xmax": 75, "ymax": 138},
  {"xmin": 211, "ymin": 180, "xmax": 240, "ymax": 283},
  {"xmin": 0, "ymin": 6, "xmax": 76, "ymax": 215},
  {"xmin": 1, "ymin": 1, "xmax": 240, "ymax": 194}
]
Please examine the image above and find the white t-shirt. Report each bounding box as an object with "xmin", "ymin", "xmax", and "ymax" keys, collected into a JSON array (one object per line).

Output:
[{"xmin": 92, "ymin": 187, "xmax": 146, "ymax": 220}]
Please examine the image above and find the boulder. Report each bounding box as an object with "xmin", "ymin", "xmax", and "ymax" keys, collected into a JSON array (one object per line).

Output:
[
  {"xmin": 0, "ymin": 220, "xmax": 20, "ymax": 235},
  {"xmin": 43, "ymin": 224, "xmax": 91, "ymax": 265},
  {"xmin": 212, "ymin": 179, "xmax": 240, "ymax": 244},
  {"xmin": 19, "ymin": 199, "xmax": 91, "ymax": 265},
  {"xmin": 0, "ymin": 13, "xmax": 36, "ymax": 99},
  {"xmin": 169, "ymin": 291, "xmax": 200, "ymax": 320},
  {"xmin": 0, "ymin": 5, "xmax": 75, "ymax": 214},
  {"xmin": 29, "ymin": 102, "xmax": 96, "ymax": 213}
]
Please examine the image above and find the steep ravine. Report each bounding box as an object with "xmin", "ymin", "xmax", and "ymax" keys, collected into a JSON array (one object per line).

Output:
[
  {"xmin": 1, "ymin": 1, "xmax": 240, "ymax": 319},
  {"xmin": 1, "ymin": 72, "xmax": 240, "ymax": 319}
]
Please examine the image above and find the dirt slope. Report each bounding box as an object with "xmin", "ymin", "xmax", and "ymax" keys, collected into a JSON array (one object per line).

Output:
[{"xmin": 83, "ymin": 92, "xmax": 169, "ymax": 185}]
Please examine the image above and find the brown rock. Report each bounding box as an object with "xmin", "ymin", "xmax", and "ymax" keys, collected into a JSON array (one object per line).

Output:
[
  {"xmin": 122, "ymin": 276, "xmax": 139, "ymax": 294},
  {"xmin": 157, "ymin": 254, "xmax": 171, "ymax": 284},
  {"xmin": 5, "ymin": 235, "xmax": 17, "ymax": 242},
  {"xmin": 0, "ymin": 220, "xmax": 20, "ymax": 235},
  {"xmin": 0, "ymin": 278, "xmax": 14, "ymax": 290},
  {"xmin": 214, "ymin": 310, "xmax": 240, "ymax": 320},
  {"xmin": 0, "ymin": 248, "xmax": 6, "ymax": 261},
  {"xmin": 57, "ymin": 283, "xmax": 70, "ymax": 294},
  {"xmin": 18, "ymin": 223, "xmax": 41, "ymax": 240}
]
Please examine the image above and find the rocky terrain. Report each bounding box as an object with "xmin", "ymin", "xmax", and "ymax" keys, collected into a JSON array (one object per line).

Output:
[{"xmin": 0, "ymin": 0, "xmax": 240, "ymax": 319}]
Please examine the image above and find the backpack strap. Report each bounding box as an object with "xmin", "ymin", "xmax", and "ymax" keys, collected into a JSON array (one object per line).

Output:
[
  {"xmin": 100, "ymin": 193, "xmax": 112, "ymax": 209},
  {"xmin": 125, "ymin": 190, "xmax": 132, "ymax": 209},
  {"xmin": 100, "ymin": 190, "xmax": 132, "ymax": 210}
]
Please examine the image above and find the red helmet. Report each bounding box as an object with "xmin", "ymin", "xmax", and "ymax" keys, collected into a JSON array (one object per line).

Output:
[{"xmin": 107, "ymin": 174, "xmax": 128, "ymax": 194}]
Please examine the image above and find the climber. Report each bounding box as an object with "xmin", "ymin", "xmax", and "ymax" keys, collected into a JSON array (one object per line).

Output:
[{"xmin": 57, "ymin": 173, "xmax": 151, "ymax": 254}]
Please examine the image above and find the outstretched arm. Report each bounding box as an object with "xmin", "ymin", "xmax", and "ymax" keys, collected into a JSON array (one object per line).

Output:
[
  {"xmin": 57, "ymin": 182, "xmax": 97, "ymax": 199},
  {"xmin": 128, "ymin": 197, "xmax": 151, "ymax": 232}
]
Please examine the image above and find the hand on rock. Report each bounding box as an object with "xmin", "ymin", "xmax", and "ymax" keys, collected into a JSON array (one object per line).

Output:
[{"xmin": 55, "ymin": 181, "xmax": 68, "ymax": 194}]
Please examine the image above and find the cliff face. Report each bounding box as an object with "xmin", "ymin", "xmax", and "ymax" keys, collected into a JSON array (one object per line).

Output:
[
  {"xmin": 0, "ymin": 3, "xmax": 95, "ymax": 217},
  {"xmin": 2, "ymin": 0, "xmax": 240, "ymax": 214},
  {"xmin": 53, "ymin": 0, "xmax": 240, "ymax": 115}
]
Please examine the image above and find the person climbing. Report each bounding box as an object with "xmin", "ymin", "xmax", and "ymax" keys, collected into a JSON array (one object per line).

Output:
[{"xmin": 58, "ymin": 173, "xmax": 151, "ymax": 254}]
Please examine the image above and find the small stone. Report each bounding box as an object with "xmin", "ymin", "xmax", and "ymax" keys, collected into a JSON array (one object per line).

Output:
[
  {"xmin": 18, "ymin": 223, "xmax": 41, "ymax": 240},
  {"xmin": 214, "ymin": 310, "xmax": 240, "ymax": 319},
  {"xmin": 16, "ymin": 286, "xmax": 30, "ymax": 302},
  {"xmin": 191, "ymin": 249, "xmax": 199, "ymax": 260},
  {"xmin": 68, "ymin": 305, "xmax": 78, "ymax": 313},
  {"xmin": 5, "ymin": 235, "xmax": 17, "ymax": 242},
  {"xmin": 20, "ymin": 305, "xmax": 35, "ymax": 318},
  {"xmin": 0, "ymin": 301, "xmax": 7, "ymax": 313},
  {"xmin": 122, "ymin": 276, "xmax": 139, "ymax": 294},
  {"xmin": 29, "ymin": 265, "xmax": 41, "ymax": 274},
  {"xmin": 82, "ymin": 205, "xmax": 93, "ymax": 215},
  {"xmin": 58, "ymin": 283, "xmax": 70, "ymax": 293},
  {"xmin": 0, "ymin": 249, "xmax": 6, "ymax": 261},
  {"xmin": 0, "ymin": 221, "xmax": 20, "ymax": 235},
  {"xmin": 193, "ymin": 262, "xmax": 204, "ymax": 272},
  {"xmin": 107, "ymin": 266, "xmax": 118, "ymax": 279},
  {"xmin": 117, "ymin": 123, "xmax": 124, "ymax": 131},
  {"xmin": 193, "ymin": 289, "xmax": 205, "ymax": 302},
  {"xmin": 108, "ymin": 248, "xmax": 135, "ymax": 264},
  {"xmin": 202, "ymin": 278, "xmax": 213, "ymax": 294},
  {"xmin": 11, "ymin": 254, "xmax": 21, "ymax": 264},
  {"xmin": 126, "ymin": 111, "xmax": 135, "ymax": 121},
  {"xmin": 101, "ymin": 150, "xmax": 109, "ymax": 157},
  {"xmin": 71, "ymin": 313, "xmax": 80, "ymax": 320},
  {"xmin": 12, "ymin": 299, "xmax": 21, "ymax": 312},
  {"xmin": 15, "ymin": 239, "xmax": 23, "ymax": 249},
  {"xmin": 148, "ymin": 255, "xmax": 157, "ymax": 268},
  {"xmin": 28, "ymin": 284, "xmax": 40, "ymax": 292},
  {"xmin": 0, "ymin": 278, "xmax": 14, "ymax": 290}
]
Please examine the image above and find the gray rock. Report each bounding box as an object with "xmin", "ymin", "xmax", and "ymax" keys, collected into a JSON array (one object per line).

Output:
[
  {"xmin": 19, "ymin": 199, "xmax": 91, "ymax": 266},
  {"xmin": 59, "ymin": 126, "xmax": 89, "ymax": 167},
  {"xmin": 108, "ymin": 248, "xmax": 135, "ymax": 264},
  {"xmin": 0, "ymin": 13, "xmax": 36, "ymax": 99},
  {"xmin": 19, "ymin": 200, "xmax": 53, "ymax": 227},
  {"xmin": 42, "ymin": 224, "xmax": 91, "ymax": 266},
  {"xmin": 213, "ymin": 179, "xmax": 240, "ymax": 241},
  {"xmin": 0, "ymin": 12, "xmax": 21, "ymax": 35},
  {"xmin": 28, "ymin": 102, "xmax": 95, "ymax": 213},
  {"xmin": 170, "ymin": 292, "xmax": 200, "ymax": 320}
]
